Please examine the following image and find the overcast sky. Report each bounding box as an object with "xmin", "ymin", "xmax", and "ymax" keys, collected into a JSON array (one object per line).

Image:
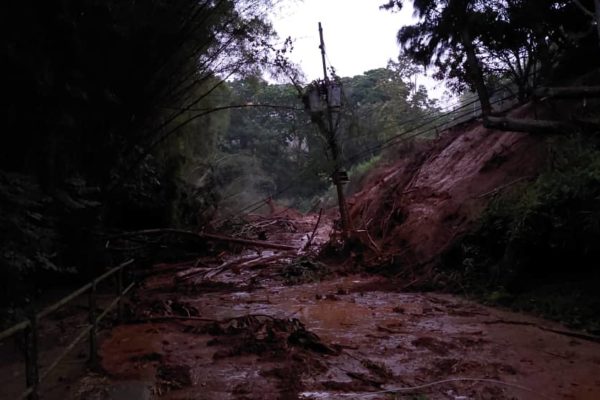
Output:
[{"xmin": 268, "ymin": 0, "xmax": 450, "ymax": 101}]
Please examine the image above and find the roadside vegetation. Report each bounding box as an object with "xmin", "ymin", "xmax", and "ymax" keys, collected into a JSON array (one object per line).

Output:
[{"xmin": 441, "ymin": 134, "xmax": 600, "ymax": 332}]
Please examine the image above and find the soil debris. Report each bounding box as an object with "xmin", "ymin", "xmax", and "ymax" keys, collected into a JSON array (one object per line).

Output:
[
  {"xmin": 82, "ymin": 213, "xmax": 600, "ymax": 400},
  {"xmin": 347, "ymin": 113, "xmax": 544, "ymax": 268}
]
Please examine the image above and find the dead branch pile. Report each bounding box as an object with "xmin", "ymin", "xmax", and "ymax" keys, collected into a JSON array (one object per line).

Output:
[
  {"xmin": 175, "ymin": 251, "xmax": 295, "ymax": 283},
  {"xmin": 230, "ymin": 217, "xmax": 298, "ymax": 240}
]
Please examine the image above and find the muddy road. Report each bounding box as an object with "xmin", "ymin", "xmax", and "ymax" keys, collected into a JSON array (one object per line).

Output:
[{"xmin": 91, "ymin": 214, "xmax": 600, "ymax": 400}]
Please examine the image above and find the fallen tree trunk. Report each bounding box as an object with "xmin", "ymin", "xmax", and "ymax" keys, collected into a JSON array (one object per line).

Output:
[
  {"xmin": 534, "ymin": 86, "xmax": 600, "ymax": 99},
  {"xmin": 206, "ymin": 252, "xmax": 293, "ymax": 279},
  {"xmin": 303, "ymin": 208, "xmax": 323, "ymax": 250},
  {"xmin": 175, "ymin": 254, "xmax": 260, "ymax": 281},
  {"xmin": 109, "ymin": 228, "xmax": 298, "ymax": 251},
  {"xmin": 177, "ymin": 252, "xmax": 293, "ymax": 282},
  {"xmin": 484, "ymin": 116, "xmax": 573, "ymax": 134}
]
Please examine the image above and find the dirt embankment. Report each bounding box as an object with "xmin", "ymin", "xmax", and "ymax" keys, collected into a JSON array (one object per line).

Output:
[{"xmin": 348, "ymin": 106, "xmax": 545, "ymax": 267}]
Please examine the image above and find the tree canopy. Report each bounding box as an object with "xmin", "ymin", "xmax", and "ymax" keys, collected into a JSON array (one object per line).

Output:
[
  {"xmin": 2, "ymin": 0, "xmax": 280, "ymax": 192},
  {"xmin": 213, "ymin": 58, "xmax": 440, "ymax": 215},
  {"xmin": 382, "ymin": 0, "xmax": 600, "ymax": 112}
]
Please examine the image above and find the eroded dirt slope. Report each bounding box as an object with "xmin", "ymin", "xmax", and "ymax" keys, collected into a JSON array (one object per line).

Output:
[{"xmin": 348, "ymin": 108, "xmax": 545, "ymax": 266}]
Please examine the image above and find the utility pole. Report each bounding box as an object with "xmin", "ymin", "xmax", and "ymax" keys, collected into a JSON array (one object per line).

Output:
[{"xmin": 317, "ymin": 22, "xmax": 352, "ymax": 239}]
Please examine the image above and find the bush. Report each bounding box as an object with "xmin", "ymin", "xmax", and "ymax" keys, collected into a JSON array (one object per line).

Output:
[
  {"xmin": 346, "ymin": 155, "xmax": 382, "ymax": 195},
  {"xmin": 442, "ymin": 134, "xmax": 600, "ymax": 330}
]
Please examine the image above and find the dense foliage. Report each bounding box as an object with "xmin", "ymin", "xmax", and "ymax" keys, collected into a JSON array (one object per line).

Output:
[
  {"xmin": 2, "ymin": 0, "xmax": 277, "ymax": 187},
  {"xmin": 0, "ymin": 0, "xmax": 281, "ymax": 303},
  {"xmin": 382, "ymin": 0, "xmax": 600, "ymax": 111},
  {"xmin": 441, "ymin": 135, "xmax": 600, "ymax": 331},
  {"xmin": 214, "ymin": 60, "xmax": 440, "ymax": 216}
]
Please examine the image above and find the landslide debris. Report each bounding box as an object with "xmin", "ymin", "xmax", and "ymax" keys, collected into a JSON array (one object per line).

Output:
[{"xmin": 347, "ymin": 107, "xmax": 545, "ymax": 270}]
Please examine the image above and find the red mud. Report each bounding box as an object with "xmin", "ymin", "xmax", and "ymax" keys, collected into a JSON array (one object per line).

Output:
[
  {"xmin": 85, "ymin": 214, "xmax": 600, "ymax": 400},
  {"xmin": 348, "ymin": 107, "xmax": 545, "ymax": 265}
]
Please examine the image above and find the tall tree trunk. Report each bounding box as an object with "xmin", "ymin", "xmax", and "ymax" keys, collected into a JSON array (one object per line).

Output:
[
  {"xmin": 461, "ymin": 28, "xmax": 492, "ymax": 116},
  {"xmin": 595, "ymin": 0, "xmax": 600, "ymax": 46},
  {"xmin": 533, "ymin": 29, "xmax": 552, "ymax": 81},
  {"xmin": 517, "ymin": 81, "xmax": 527, "ymax": 104}
]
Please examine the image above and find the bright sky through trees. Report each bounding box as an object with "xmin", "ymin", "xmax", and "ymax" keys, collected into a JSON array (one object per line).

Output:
[{"xmin": 269, "ymin": 0, "xmax": 449, "ymax": 100}]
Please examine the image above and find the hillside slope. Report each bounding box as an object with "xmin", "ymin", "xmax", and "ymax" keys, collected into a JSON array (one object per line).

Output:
[{"xmin": 348, "ymin": 106, "xmax": 545, "ymax": 267}]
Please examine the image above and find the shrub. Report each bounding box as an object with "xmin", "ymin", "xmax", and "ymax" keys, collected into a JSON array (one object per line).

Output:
[{"xmin": 441, "ymin": 134, "xmax": 600, "ymax": 329}]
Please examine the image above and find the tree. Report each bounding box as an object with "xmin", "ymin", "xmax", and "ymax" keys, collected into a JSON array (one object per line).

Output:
[
  {"xmin": 213, "ymin": 61, "xmax": 440, "ymax": 212},
  {"xmin": 383, "ymin": 0, "xmax": 494, "ymax": 115},
  {"xmin": 382, "ymin": 0, "xmax": 597, "ymax": 110},
  {"xmin": 339, "ymin": 58, "xmax": 439, "ymax": 164},
  {"xmin": 1, "ymin": 0, "xmax": 280, "ymax": 193},
  {"xmin": 218, "ymin": 77, "xmax": 328, "ymax": 208}
]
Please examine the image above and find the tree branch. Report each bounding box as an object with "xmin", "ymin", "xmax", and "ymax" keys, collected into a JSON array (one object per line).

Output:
[
  {"xmin": 484, "ymin": 116, "xmax": 574, "ymax": 134},
  {"xmin": 572, "ymin": 0, "xmax": 596, "ymax": 18},
  {"xmin": 110, "ymin": 228, "xmax": 298, "ymax": 251},
  {"xmin": 534, "ymin": 86, "xmax": 600, "ymax": 99}
]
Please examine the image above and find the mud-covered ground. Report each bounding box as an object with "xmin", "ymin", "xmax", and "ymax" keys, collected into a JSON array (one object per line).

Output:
[{"xmin": 79, "ymin": 214, "xmax": 600, "ymax": 400}]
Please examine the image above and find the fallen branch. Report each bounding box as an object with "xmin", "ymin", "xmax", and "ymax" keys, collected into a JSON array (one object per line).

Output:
[
  {"xmin": 109, "ymin": 228, "xmax": 297, "ymax": 251},
  {"xmin": 176, "ymin": 254, "xmax": 262, "ymax": 282},
  {"xmin": 484, "ymin": 116, "xmax": 573, "ymax": 135},
  {"xmin": 175, "ymin": 264, "xmax": 220, "ymax": 281},
  {"xmin": 234, "ymin": 252, "xmax": 292, "ymax": 270},
  {"xmin": 205, "ymin": 252, "xmax": 293, "ymax": 279},
  {"xmin": 230, "ymin": 218, "xmax": 292, "ymax": 238},
  {"xmin": 534, "ymin": 86, "xmax": 600, "ymax": 99},
  {"xmin": 303, "ymin": 208, "xmax": 323, "ymax": 250}
]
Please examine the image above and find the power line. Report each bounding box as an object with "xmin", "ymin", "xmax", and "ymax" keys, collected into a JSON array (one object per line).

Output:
[
  {"xmin": 212, "ymin": 90, "xmax": 514, "ymax": 226},
  {"xmin": 212, "ymin": 54, "xmax": 533, "ymax": 226},
  {"xmin": 211, "ymin": 167, "xmax": 316, "ymax": 225},
  {"xmin": 341, "ymin": 86, "xmax": 500, "ymax": 146},
  {"xmin": 342, "ymin": 82, "xmax": 521, "ymax": 165},
  {"xmin": 344, "ymin": 97, "xmax": 485, "ymax": 163},
  {"xmin": 345, "ymin": 91, "xmax": 518, "ymax": 166},
  {"xmin": 213, "ymin": 91, "xmax": 517, "ymax": 226}
]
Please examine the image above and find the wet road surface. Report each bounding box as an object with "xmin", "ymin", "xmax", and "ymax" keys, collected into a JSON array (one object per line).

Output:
[{"xmin": 92, "ymin": 215, "xmax": 600, "ymax": 399}]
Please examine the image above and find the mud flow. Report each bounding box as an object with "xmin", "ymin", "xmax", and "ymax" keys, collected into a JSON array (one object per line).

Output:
[{"xmin": 84, "ymin": 214, "xmax": 600, "ymax": 400}]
